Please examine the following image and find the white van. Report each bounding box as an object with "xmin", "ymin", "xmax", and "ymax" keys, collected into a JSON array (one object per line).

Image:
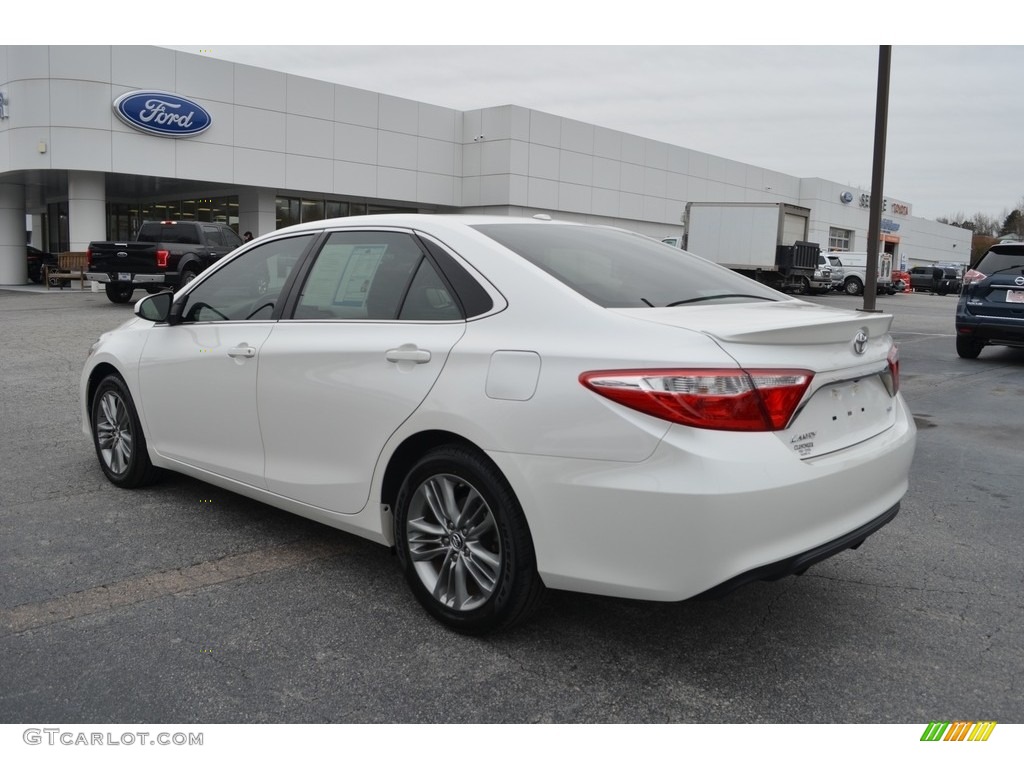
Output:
[{"xmin": 829, "ymin": 251, "xmax": 894, "ymax": 295}]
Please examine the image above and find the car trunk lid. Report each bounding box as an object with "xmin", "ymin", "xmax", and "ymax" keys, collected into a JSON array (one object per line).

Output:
[{"xmin": 612, "ymin": 302, "xmax": 899, "ymax": 458}]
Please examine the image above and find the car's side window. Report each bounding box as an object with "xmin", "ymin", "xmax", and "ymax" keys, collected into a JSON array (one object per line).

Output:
[
  {"xmin": 179, "ymin": 234, "xmax": 314, "ymax": 322},
  {"xmin": 202, "ymin": 224, "xmax": 224, "ymax": 247},
  {"xmin": 293, "ymin": 231, "xmax": 462, "ymax": 321},
  {"xmin": 223, "ymin": 227, "xmax": 243, "ymax": 250}
]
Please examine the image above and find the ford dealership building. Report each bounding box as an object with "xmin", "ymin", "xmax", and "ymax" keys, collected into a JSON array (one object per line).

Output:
[{"xmin": 0, "ymin": 45, "xmax": 970, "ymax": 285}]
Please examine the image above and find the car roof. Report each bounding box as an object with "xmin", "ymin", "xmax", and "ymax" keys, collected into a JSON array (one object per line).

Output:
[
  {"xmin": 270, "ymin": 213, "xmax": 589, "ymax": 238},
  {"xmin": 989, "ymin": 242, "xmax": 1024, "ymax": 254}
]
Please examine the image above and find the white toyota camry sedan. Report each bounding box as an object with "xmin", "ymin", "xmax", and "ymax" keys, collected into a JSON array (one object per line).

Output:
[{"xmin": 81, "ymin": 215, "xmax": 916, "ymax": 633}]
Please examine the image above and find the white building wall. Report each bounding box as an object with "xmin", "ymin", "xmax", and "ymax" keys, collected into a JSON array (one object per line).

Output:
[
  {"xmin": 801, "ymin": 178, "xmax": 971, "ymax": 266},
  {"xmin": 0, "ymin": 44, "xmax": 974, "ymax": 283},
  {"xmin": 0, "ymin": 46, "xmax": 464, "ymax": 207}
]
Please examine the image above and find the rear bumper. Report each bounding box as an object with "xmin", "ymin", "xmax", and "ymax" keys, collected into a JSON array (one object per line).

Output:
[
  {"xmin": 490, "ymin": 394, "xmax": 916, "ymax": 602},
  {"xmin": 86, "ymin": 272, "xmax": 168, "ymax": 285},
  {"xmin": 694, "ymin": 501, "xmax": 899, "ymax": 598},
  {"xmin": 956, "ymin": 311, "xmax": 1024, "ymax": 345}
]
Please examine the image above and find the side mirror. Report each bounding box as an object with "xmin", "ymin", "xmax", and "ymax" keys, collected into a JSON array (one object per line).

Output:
[{"xmin": 135, "ymin": 291, "xmax": 173, "ymax": 323}]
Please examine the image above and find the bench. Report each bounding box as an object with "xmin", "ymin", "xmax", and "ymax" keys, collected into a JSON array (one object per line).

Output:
[{"xmin": 45, "ymin": 252, "xmax": 90, "ymax": 290}]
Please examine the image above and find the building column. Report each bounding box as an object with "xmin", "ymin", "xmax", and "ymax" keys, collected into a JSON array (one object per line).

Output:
[
  {"xmin": 0, "ymin": 183, "xmax": 27, "ymax": 285},
  {"xmin": 68, "ymin": 171, "xmax": 106, "ymax": 251},
  {"xmin": 238, "ymin": 188, "xmax": 277, "ymax": 239}
]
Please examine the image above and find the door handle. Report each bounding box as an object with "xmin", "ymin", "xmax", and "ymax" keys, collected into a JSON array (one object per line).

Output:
[
  {"xmin": 386, "ymin": 346, "xmax": 431, "ymax": 364},
  {"xmin": 228, "ymin": 345, "xmax": 256, "ymax": 359}
]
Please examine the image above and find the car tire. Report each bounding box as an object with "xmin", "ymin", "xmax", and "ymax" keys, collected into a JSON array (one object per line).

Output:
[
  {"xmin": 843, "ymin": 277, "xmax": 863, "ymax": 296},
  {"xmin": 394, "ymin": 445, "xmax": 545, "ymax": 634},
  {"xmin": 179, "ymin": 267, "xmax": 199, "ymax": 287},
  {"xmin": 956, "ymin": 336, "xmax": 984, "ymax": 359},
  {"xmin": 105, "ymin": 282, "xmax": 135, "ymax": 304},
  {"xmin": 90, "ymin": 374, "xmax": 160, "ymax": 488},
  {"xmin": 144, "ymin": 285, "xmax": 164, "ymax": 295}
]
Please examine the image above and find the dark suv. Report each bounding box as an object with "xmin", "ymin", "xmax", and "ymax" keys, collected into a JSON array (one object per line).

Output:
[
  {"xmin": 955, "ymin": 243, "xmax": 1024, "ymax": 358},
  {"xmin": 910, "ymin": 265, "xmax": 961, "ymax": 295}
]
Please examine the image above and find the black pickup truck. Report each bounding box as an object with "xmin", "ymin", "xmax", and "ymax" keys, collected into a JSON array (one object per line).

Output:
[
  {"xmin": 909, "ymin": 265, "xmax": 962, "ymax": 296},
  {"xmin": 86, "ymin": 221, "xmax": 244, "ymax": 303}
]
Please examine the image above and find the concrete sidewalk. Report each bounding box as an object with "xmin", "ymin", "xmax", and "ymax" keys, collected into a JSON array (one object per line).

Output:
[{"xmin": 0, "ymin": 281, "xmax": 99, "ymax": 295}]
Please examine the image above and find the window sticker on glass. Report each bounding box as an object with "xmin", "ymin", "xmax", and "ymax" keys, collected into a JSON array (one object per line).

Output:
[{"xmin": 337, "ymin": 245, "xmax": 387, "ymax": 306}]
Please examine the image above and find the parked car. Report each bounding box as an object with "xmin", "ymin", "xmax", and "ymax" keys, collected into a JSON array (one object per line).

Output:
[
  {"xmin": 826, "ymin": 254, "xmax": 846, "ymax": 291},
  {"xmin": 80, "ymin": 215, "xmax": 916, "ymax": 633},
  {"xmin": 955, "ymin": 243, "xmax": 1024, "ymax": 358},
  {"xmin": 26, "ymin": 245, "xmax": 58, "ymax": 284},
  {"xmin": 909, "ymin": 265, "xmax": 961, "ymax": 295}
]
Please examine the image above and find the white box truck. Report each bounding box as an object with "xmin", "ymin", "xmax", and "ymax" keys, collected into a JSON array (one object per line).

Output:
[{"xmin": 662, "ymin": 202, "xmax": 830, "ymax": 295}]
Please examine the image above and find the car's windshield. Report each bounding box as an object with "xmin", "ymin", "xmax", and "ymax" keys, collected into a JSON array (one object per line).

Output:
[{"xmin": 472, "ymin": 223, "xmax": 784, "ymax": 308}]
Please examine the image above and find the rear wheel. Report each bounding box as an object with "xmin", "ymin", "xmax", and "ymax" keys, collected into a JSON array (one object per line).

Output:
[
  {"xmin": 90, "ymin": 375, "xmax": 159, "ymax": 487},
  {"xmin": 394, "ymin": 445, "xmax": 545, "ymax": 634},
  {"xmin": 179, "ymin": 267, "xmax": 199, "ymax": 288},
  {"xmin": 105, "ymin": 282, "xmax": 135, "ymax": 304},
  {"xmin": 956, "ymin": 336, "xmax": 983, "ymax": 359}
]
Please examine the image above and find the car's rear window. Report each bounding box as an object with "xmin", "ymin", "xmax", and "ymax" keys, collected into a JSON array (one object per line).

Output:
[
  {"xmin": 472, "ymin": 223, "xmax": 783, "ymax": 308},
  {"xmin": 137, "ymin": 222, "xmax": 201, "ymax": 245},
  {"xmin": 976, "ymin": 246, "xmax": 1024, "ymax": 276}
]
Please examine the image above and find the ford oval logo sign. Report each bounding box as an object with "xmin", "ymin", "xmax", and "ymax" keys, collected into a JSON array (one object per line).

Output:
[{"xmin": 113, "ymin": 91, "xmax": 212, "ymax": 137}]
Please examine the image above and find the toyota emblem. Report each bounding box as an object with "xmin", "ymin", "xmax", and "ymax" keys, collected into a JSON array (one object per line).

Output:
[
  {"xmin": 1015, "ymin": 276, "xmax": 1024, "ymax": 287},
  {"xmin": 853, "ymin": 330, "xmax": 869, "ymax": 355}
]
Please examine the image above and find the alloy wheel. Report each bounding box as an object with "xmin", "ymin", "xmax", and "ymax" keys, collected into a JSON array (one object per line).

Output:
[
  {"xmin": 95, "ymin": 390, "xmax": 134, "ymax": 475},
  {"xmin": 405, "ymin": 473, "xmax": 502, "ymax": 612}
]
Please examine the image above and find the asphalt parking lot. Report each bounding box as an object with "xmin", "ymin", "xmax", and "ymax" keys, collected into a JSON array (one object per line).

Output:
[{"xmin": 1, "ymin": 285, "xmax": 1021, "ymax": 724}]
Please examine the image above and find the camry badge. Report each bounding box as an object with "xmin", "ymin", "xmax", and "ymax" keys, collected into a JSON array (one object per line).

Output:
[{"xmin": 853, "ymin": 330, "xmax": 869, "ymax": 355}]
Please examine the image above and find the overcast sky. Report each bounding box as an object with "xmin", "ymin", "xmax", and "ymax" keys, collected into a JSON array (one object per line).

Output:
[{"xmin": 162, "ymin": 44, "xmax": 1021, "ymax": 223}]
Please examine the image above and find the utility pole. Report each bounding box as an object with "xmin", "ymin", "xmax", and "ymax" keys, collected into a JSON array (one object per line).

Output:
[{"xmin": 863, "ymin": 45, "xmax": 891, "ymax": 312}]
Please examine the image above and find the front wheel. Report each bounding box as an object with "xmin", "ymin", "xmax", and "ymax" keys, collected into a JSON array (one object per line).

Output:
[
  {"xmin": 394, "ymin": 445, "xmax": 545, "ymax": 634},
  {"xmin": 90, "ymin": 375, "xmax": 159, "ymax": 487},
  {"xmin": 843, "ymin": 277, "xmax": 863, "ymax": 296},
  {"xmin": 105, "ymin": 282, "xmax": 135, "ymax": 304}
]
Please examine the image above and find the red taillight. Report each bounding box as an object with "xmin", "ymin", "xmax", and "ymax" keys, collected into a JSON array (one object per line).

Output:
[
  {"xmin": 963, "ymin": 268, "xmax": 986, "ymax": 285},
  {"xmin": 580, "ymin": 368, "xmax": 813, "ymax": 432},
  {"xmin": 886, "ymin": 346, "xmax": 900, "ymax": 396},
  {"xmin": 86, "ymin": 247, "xmax": 92, "ymax": 268},
  {"xmin": 155, "ymin": 250, "xmax": 170, "ymax": 268}
]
